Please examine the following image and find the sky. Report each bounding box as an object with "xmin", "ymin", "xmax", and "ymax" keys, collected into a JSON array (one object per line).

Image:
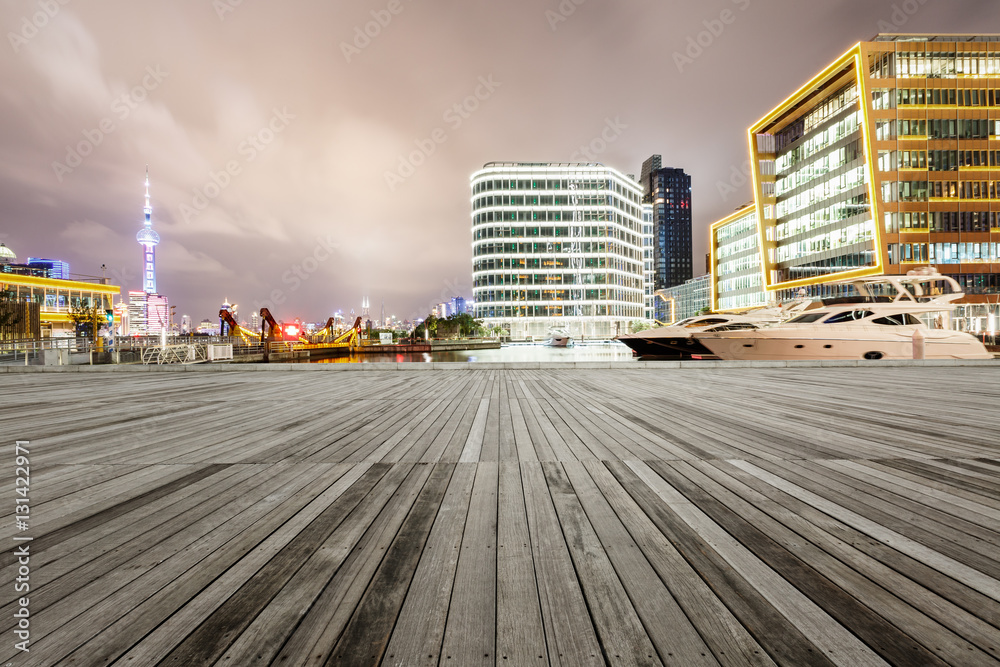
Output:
[{"xmin": 1, "ymin": 0, "xmax": 998, "ymax": 324}]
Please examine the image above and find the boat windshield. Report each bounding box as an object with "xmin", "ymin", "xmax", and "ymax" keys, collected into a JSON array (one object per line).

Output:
[
  {"xmin": 786, "ymin": 312, "xmax": 828, "ymax": 324},
  {"xmin": 871, "ymin": 313, "xmax": 922, "ymax": 326},
  {"xmin": 822, "ymin": 310, "xmax": 874, "ymax": 323},
  {"xmin": 683, "ymin": 318, "xmax": 730, "ymax": 328}
]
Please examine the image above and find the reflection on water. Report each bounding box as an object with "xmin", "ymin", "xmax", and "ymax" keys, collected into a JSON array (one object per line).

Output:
[{"xmin": 311, "ymin": 342, "xmax": 637, "ymax": 363}]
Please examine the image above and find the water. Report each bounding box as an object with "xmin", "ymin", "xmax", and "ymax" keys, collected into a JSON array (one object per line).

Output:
[{"xmin": 310, "ymin": 341, "xmax": 638, "ymax": 363}]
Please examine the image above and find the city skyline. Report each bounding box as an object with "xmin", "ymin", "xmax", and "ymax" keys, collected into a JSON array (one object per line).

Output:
[{"xmin": 2, "ymin": 0, "xmax": 998, "ymax": 322}]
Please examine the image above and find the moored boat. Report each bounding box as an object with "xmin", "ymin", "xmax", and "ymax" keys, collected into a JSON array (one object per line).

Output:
[{"xmin": 694, "ymin": 270, "xmax": 992, "ymax": 361}]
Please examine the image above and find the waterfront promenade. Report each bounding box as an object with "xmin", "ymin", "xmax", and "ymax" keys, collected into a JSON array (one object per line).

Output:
[{"xmin": 1, "ymin": 364, "xmax": 999, "ymax": 666}]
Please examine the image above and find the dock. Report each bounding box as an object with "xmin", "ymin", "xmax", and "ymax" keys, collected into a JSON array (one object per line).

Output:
[{"xmin": 2, "ymin": 364, "xmax": 999, "ymax": 666}]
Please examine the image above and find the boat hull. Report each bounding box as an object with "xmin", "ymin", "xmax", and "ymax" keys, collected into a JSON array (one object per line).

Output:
[
  {"xmin": 616, "ymin": 334, "xmax": 715, "ymax": 358},
  {"xmin": 696, "ymin": 327, "xmax": 993, "ymax": 361}
]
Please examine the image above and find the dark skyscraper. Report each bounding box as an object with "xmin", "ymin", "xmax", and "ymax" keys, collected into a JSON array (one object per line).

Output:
[{"xmin": 640, "ymin": 156, "xmax": 692, "ymax": 301}]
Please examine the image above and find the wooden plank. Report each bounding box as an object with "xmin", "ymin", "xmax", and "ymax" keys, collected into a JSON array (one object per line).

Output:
[
  {"xmin": 273, "ymin": 462, "xmax": 435, "ymax": 665},
  {"xmin": 521, "ymin": 461, "xmax": 604, "ymax": 666},
  {"xmin": 694, "ymin": 459, "xmax": 1000, "ymax": 662},
  {"xmin": 329, "ymin": 463, "xmax": 455, "ymax": 666},
  {"xmin": 565, "ymin": 461, "xmax": 717, "ymax": 665},
  {"xmin": 604, "ymin": 460, "xmax": 836, "ymax": 667},
  {"xmin": 380, "ymin": 462, "xmax": 476, "ymax": 665},
  {"xmin": 730, "ymin": 460, "xmax": 1000, "ymax": 603},
  {"xmin": 495, "ymin": 461, "xmax": 547, "ymax": 664},
  {"xmin": 650, "ymin": 460, "xmax": 951, "ymax": 667},
  {"xmin": 440, "ymin": 461, "xmax": 499, "ymax": 665},
  {"xmin": 152, "ymin": 462, "xmax": 391, "ymax": 665},
  {"xmin": 45, "ymin": 462, "xmax": 364, "ymax": 667}
]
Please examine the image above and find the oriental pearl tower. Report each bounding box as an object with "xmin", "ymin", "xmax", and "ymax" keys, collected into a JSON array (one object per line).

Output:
[{"xmin": 136, "ymin": 166, "xmax": 160, "ymax": 294}]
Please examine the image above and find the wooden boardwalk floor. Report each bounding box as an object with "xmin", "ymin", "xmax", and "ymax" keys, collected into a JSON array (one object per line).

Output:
[{"xmin": 2, "ymin": 366, "xmax": 999, "ymax": 666}]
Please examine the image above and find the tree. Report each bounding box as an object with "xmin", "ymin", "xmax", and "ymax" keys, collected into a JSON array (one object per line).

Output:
[
  {"xmin": 629, "ymin": 320, "xmax": 651, "ymax": 333},
  {"xmin": 70, "ymin": 299, "xmax": 104, "ymax": 338},
  {"xmin": 446, "ymin": 312, "xmax": 484, "ymax": 337},
  {"xmin": 412, "ymin": 315, "xmax": 438, "ymax": 340},
  {"xmin": 0, "ymin": 289, "xmax": 20, "ymax": 331}
]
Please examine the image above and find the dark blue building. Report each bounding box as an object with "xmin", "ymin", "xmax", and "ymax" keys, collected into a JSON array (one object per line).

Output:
[{"xmin": 640, "ymin": 156, "xmax": 691, "ymax": 320}]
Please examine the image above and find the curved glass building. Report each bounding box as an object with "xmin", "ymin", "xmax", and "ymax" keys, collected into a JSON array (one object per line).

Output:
[{"xmin": 471, "ymin": 162, "xmax": 648, "ymax": 339}]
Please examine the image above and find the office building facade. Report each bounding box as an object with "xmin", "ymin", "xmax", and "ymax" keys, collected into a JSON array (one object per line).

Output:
[
  {"xmin": 471, "ymin": 162, "xmax": 648, "ymax": 339},
  {"xmin": 640, "ymin": 156, "xmax": 693, "ymax": 319},
  {"xmin": 710, "ymin": 205, "xmax": 768, "ymax": 312},
  {"xmin": 747, "ymin": 34, "xmax": 1000, "ymax": 313}
]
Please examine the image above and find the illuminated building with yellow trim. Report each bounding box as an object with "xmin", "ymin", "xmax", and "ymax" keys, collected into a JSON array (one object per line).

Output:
[
  {"xmin": 710, "ymin": 204, "xmax": 768, "ymax": 312},
  {"xmin": 746, "ymin": 34, "xmax": 1000, "ymax": 311},
  {"xmin": 0, "ymin": 273, "xmax": 120, "ymax": 337}
]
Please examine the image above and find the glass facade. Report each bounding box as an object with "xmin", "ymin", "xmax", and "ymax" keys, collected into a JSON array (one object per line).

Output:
[
  {"xmin": 640, "ymin": 156, "xmax": 693, "ymax": 307},
  {"xmin": 711, "ymin": 205, "xmax": 768, "ymax": 312},
  {"xmin": 741, "ymin": 34, "xmax": 1000, "ymax": 308},
  {"xmin": 471, "ymin": 162, "xmax": 648, "ymax": 339},
  {"xmin": 657, "ymin": 274, "xmax": 710, "ymax": 323}
]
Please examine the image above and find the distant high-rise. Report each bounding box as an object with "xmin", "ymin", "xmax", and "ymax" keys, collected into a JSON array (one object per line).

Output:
[
  {"xmin": 471, "ymin": 162, "xmax": 648, "ymax": 338},
  {"xmin": 137, "ymin": 167, "xmax": 160, "ymax": 294},
  {"xmin": 639, "ymin": 156, "xmax": 692, "ymax": 319},
  {"xmin": 129, "ymin": 168, "xmax": 168, "ymax": 335}
]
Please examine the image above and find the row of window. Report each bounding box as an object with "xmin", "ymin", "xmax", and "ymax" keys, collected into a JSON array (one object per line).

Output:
[
  {"xmin": 776, "ymin": 139, "xmax": 865, "ymax": 197},
  {"xmin": 472, "ymin": 225, "xmax": 642, "ymax": 246},
  {"xmin": 776, "ymin": 166, "xmax": 866, "ymax": 219},
  {"xmin": 474, "ymin": 256, "xmax": 641, "ymax": 274},
  {"xmin": 472, "ymin": 272, "xmax": 641, "ymax": 288},
  {"xmin": 870, "ymin": 52, "xmax": 1000, "ymax": 79},
  {"xmin": 872, "ymin": 87, "xmax": 999, "ymax": 109},
  {"xmin": 888, "ymin": 242, "xmax": 999, "ymax": 264},
  {"xmin": 717, "ymin": 253, "xmax": 760, "ymax": 279},
  {"xmin": 775, "ymin": 224, "xmax": 875, "ymax": 264},
  {"xmin": 716, "ymin": 233, "xmax": 757, "ymax": 260},
  {"xmin": 774, "ymin": 250, "xmax": 877, "ymax": 283},
  {"xmin": 473, "ymin": 210, "xmax": 642, "ymax": 228},
  {"xmin": 953, "ymin": 273, "xmax": 1000, "ymax": 294},
  {"xmin": 882, "ymin": 149, "xmax": 1000, "ymax": 171},
  {"xmin": 474, "ymin": 304, "xmax": 645, "ymax": 319},
  {"xmin": 473, "ymin": 243, "xmax": 642, "ymax": 263},
  {"xmin": 472, "ymin": 178, "xmax": 639, "ymax": 201},
  {"xmin": 887, "ymin": 180, "xmax": 1000, "ymax": 201},
  {"xmin": 472, "ymin": 194, "xmax": 613, "ymax": 210},
  {"xmin": 714, "ymin": 214, "xmax": 756, "ymax": 243},
  {"xmin": 717, "ymin": 273, "xmax": 762, "ymax": 294},
  {"xmin": 885, "ymin": 211, "xmax": 1000, "ymax": 233},
  {"xmin": 718, "ymin": 291, "xmax": 768, "ymax": 312},
  {"xmin": 775, "ymin": 111, "xmax": 861, "ymax": 174},
  {"xmin": 880, "ymin": 118, "xmax": 1000, "ymax": 140},
  {"xmin": 473, "ymin": 288, "xmax": 642, "ymax": 303}
]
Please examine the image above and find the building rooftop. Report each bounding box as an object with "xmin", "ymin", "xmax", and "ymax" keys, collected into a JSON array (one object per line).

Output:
[{"xmin": 871, "ymin": 33, "xmax": 1000, "ymax": 43}]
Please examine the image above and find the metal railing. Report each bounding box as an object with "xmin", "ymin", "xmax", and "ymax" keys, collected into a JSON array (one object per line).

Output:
[{"xmin": 0, "ymin": 336, "xmax": 265, "ymax": 365}]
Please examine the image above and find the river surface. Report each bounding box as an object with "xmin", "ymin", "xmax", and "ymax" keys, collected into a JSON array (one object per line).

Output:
[{"xmin": 311, "ymin": 341, "xmax": 638, "ymax": 363}]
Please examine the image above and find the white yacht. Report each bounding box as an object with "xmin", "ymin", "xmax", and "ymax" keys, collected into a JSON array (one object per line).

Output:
[
  {"xmin": 694, "ymin": 270, "xmax": 993, "ymax": 361},
  {"xmin": 615, "ymin": 303, "xmax": 806, "ymax": 359},
  {"xmin": 544, "ymin": 329, "xmax": 572, "ymax": 347}
]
